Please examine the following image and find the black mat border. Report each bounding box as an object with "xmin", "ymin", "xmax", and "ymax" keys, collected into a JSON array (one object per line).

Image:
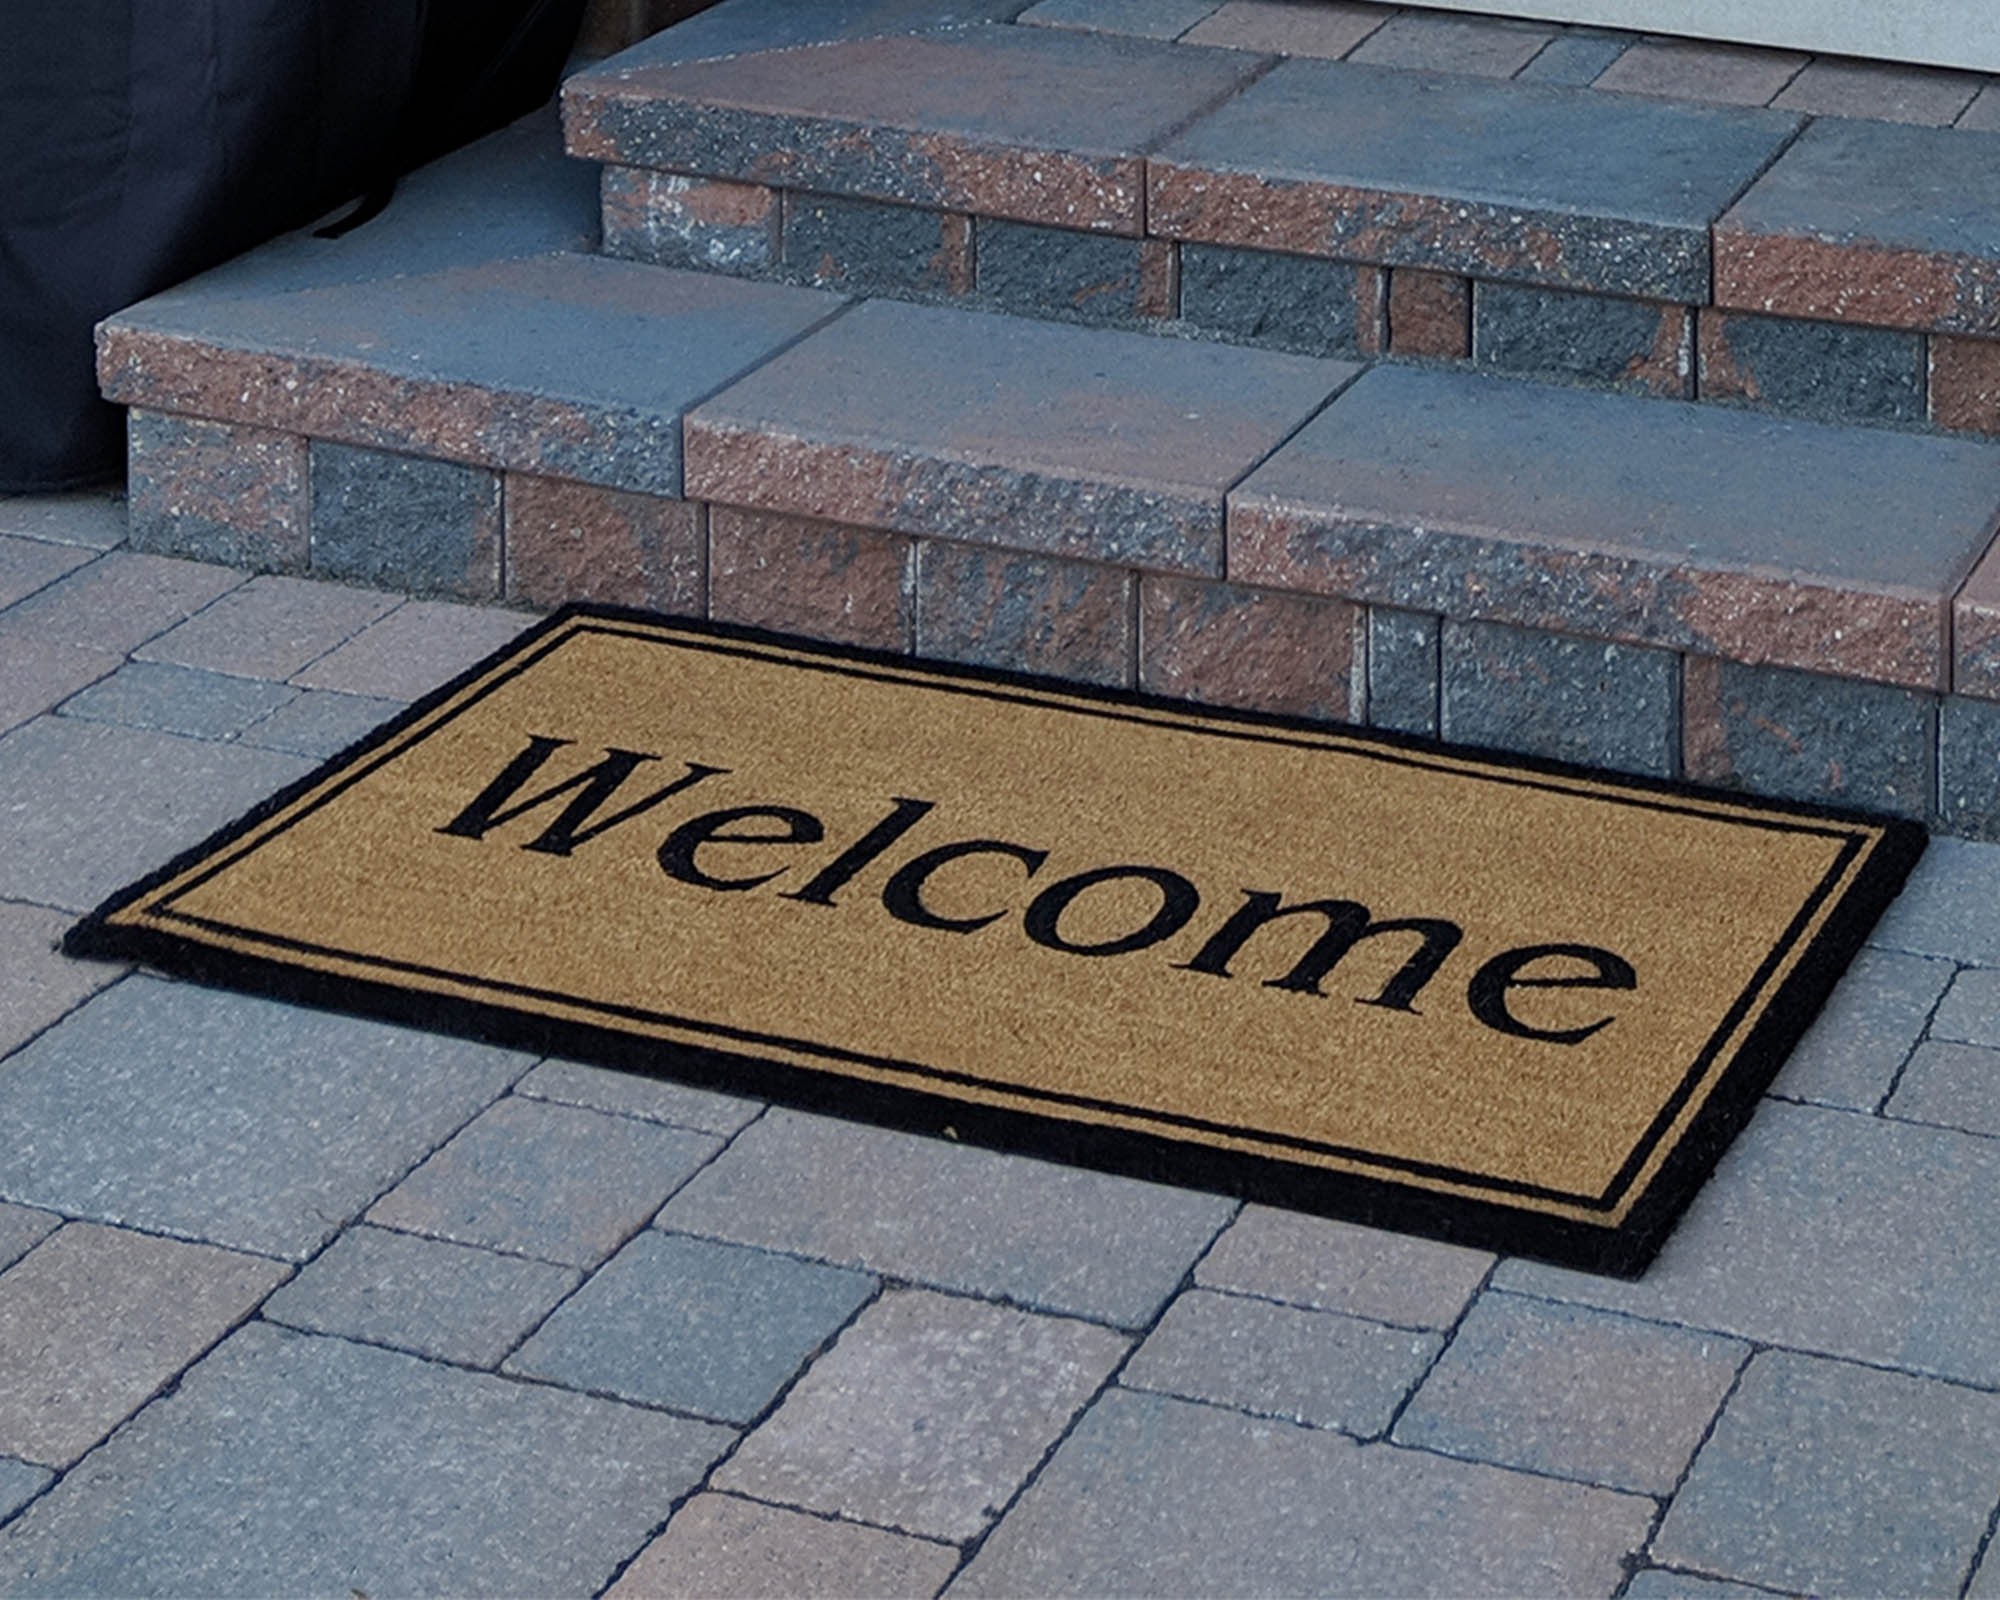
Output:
[{"xmin": 66, "ymin": 603, "xmax": 1928, "ymax": 1277}]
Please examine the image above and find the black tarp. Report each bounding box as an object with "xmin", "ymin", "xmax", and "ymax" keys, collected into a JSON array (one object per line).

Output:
[{"xmin": 0, "ymin": 0, "xmax": 586, "ymax": 492}]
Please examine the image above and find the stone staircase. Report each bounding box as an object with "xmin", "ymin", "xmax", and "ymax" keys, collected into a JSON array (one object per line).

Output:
[{"xmin": 100, "ymin": 0, "xmax": 2000, "ymax": 837}]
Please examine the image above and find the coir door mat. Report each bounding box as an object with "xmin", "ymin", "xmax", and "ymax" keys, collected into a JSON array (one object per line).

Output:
[{"xmin": 69, "ymin": 607, "xmax": 1925, "ymax": 1277}]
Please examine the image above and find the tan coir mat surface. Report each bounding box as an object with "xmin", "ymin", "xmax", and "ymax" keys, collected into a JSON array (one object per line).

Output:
[{"xmin": 70, "ymin": 608, "xmax": 1926, "ymax": 1276}]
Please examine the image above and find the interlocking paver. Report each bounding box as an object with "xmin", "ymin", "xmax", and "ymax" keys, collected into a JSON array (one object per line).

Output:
[
  {"xmin": 1934, "ymin": 965, "xmax": 2000, "ymax": 1045},
  {"xmin": 0, "ymin": 1460, "xmax": 51, "ymax": 1527},
  {"xmin": 1653, "ymin": 1350, "xmax": 2000, "ymax": 1597},
  {"xmin": 0, "ymin": 491, "xmax": 126, "ymax": 550},
  {"xmin": 0, "ymin": 551, "xmax": 242, "ymax": 652},
  {"xmin": 288, "ymin": 597, "xmax": 537, "ymax": 699},
  {"xmin": 232, "ymin": 687, "xmax": 405, "ymax": 758},
  {"xmin": 1765, "ymin": 946, "xmax": 1956, "ymax": 1108},
  {"xmin": 0, "ymin": 1222, "xmax": 286, "ymax": 1468},
  {"xmin": 950, "ymin": 1387, "xmax": 1654, "ymax": 1596},
  {"xmin": 0, "ymin": 976, "xmax": 530, "ymax": 1259},
  {"xmin": 655, "ymin": 1108, "xmax": 1232, "ymax": 1326},
  {"xmin": 0, "ymin": 719, "xmax": 314, "ymax": 912},
  {"xmin": 369, "ymin": 1096, "xmax": 720, "ymax": 1268},
  {"xmin": 1868, "ymin": 834, "xmax": 2000, "ymax": 964},
  {"xmin": 1515, "ymin": 30, "xmax": 1632, "ymax": 86},
  {"xmin": 715, "ymin": 1288, "xmax": 1126, "ymax": 1540},
  {"xmin": 0, "ymin": 1322, "xmax": 733, "ymax": 1596},
  {"xmin": 133, "ymin": 572, "xmax": 399, "ymax": 680},
  {"xmin": 507, "ymin": 1231, "xmax": 875, "ymax": 1422},
  {"xmin": 1975, "ymin": 1543, "xmax": 2000, "ymax": 1598},
  {"xmin": 0, "ymin": 1207, "xmax": 60, "ymax": 1277},
  {"xmin": 1020, "ymin": 0, "xmax": 1222, "ymax": 41},
  {"xmin": 607, "ymin": 1492, "xmax": 962, "ymax": 1600},
  {"xmin": 1394, "ymin": 1293, "xmax": 1747, "ymax": 1494},
  {"xmin": 1180, "ymin": 0, "xmax": 1391, "ymax": 59},
  {"xmin": 1346, "ymin": 11, "xmax": 1554, "ymax": 78},
  {"xmin": 0, "ymin": 537, "xmax": 93, "ymax": 610},
  {"xmin": 513, "ymin": 1059, "xmax": 762, "ymax": 1136},
  {"xmin": 260, "ymin": 1223, "xmax": 579, "ymax": 1368},
  {"xmin": 0, "ymin": 638, "xmax": 122, "ymax": 737},
  {"xmin": 1594, "ymin": 38, "xmax": 1806, "ymax": 105},
  {"xmin": 1943, "ymin": 694, "xmax": 2000, "ymax": 841},
  {"xmin": 1622, "ymin": 1571, "xmax": 1796, "ymax": 1599},
  {"xmin": 56, "ymin": 661, "xmax": 298, "ymax": 741},
  {"xmin": 1885, "ymin": 1039, "xmax": 2000, "ymax": 1136},
  {"xmin": 1964, "ymin": 83, "xmax": 2000, "ymax": 131},
  {"xmin": 0, "ymin": 902, "xmax": 124, "ymax": 1060},
  {"xmin": 1772, "ymin": 58, "xmax": 1985, "ymax": 124},
  {"xmin": 1496, "ymin": 1099, "xmax": 2000, "ymax": 1386},
  {"xmin": 1121, "ymin": 1288, "xmax": 1439, "ymax": 1435},
  {"xmin": 1195, "ymin": 1205, "xmax": 1492, "ymax": 1328}
]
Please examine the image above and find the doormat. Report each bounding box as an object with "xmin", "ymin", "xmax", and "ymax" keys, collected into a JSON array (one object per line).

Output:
[{"xmin": 68, "ymin": 607, "xmax": 1924, "ymax": 1276}]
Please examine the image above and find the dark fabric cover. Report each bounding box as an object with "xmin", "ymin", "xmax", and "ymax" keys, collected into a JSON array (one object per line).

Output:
[{"xmin": 0, "ymin": 0, "xmax": 586, "ymax": 492}]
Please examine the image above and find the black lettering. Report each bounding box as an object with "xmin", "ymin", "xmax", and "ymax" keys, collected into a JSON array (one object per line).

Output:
[
  {"xmin": 783, "ymin": 797, "xmax": 936, "ymax": 906},
  {"xmin": 881, "ymin": 840, "xmax": 1047, "ymax": 933},
  {"xmin": 1024, "ymin": 865, "xmax": 1201, "ymax": 957},
  {"xmin": 1178, "ymin": 891, "xmax": 1462, "ymax": 1012},
  {"xmin": 437, "ymin": 735, "xmax": 727, "ymax": 857},
  {"xmin": 1466, "ymin": 943, "xmax": 1636, "ymax": 1044},
  {"xmin": 657, "ymin": 806, "xmax": 825, "ymax": 891}
]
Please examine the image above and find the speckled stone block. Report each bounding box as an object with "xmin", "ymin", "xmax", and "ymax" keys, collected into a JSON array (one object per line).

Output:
[
  {"xmin": 308, "ymin": 443, "xmax": 501, "ymax": 598},
  {"xmin": 1653, "ymin": 1351, "xmax": 2000, "ymax": 1598},
  {"xmin": 1196, "ymin": 1205, "xmax": 1492, "ymax": 1329},
  {"xmin": 1387, "ymin": 269, "xmax": 1469, "ymax": 358},
  {"xmin": 126, "ymin": 411, "xmax": 308, "ymax": 573},
  {"xmin": 1683, "ymin": 655, "xmax": 1936, "ymax": 819},
  {"xmin": 1887, "ymin": 1040, "xmax": 2000, "ymax": 1137},
  {"xmin": 785, "ymin": 193, "xmax": 972, "ymax": 295},
  {"xmin": 505, "ymin": 474, "xmax": 703, "ymax": 611},
  {"xmin": 1151, "ymin": 59, "xmax": 1799, "ymax": 299},
  {"xmin": 1178, "ymin": 245, "xmax": 1384, "ymax": 356},
  {"xmin": 1138, "ymin": 574, "xmax": 1358, "ymax": 721},
  {"xmin": 1394, "ymin": 1294, "xmax": 1747, "ymax": 1494},
  {"xmin": 508, "ymin": 1232, "xmax": 876, "ymax": 1421},
  {"xmin": 916, "ymin": 543, "xmax": 1132, "ymax": 685},
  {"xmin": 1931, "ymin": 334, "xmax": 2000, "ymax": 434},
  {"xmin": 1960, "ymin": 548, "xmax": 2000, "ymax": 703},
  {"xmin": 1940, "ymin": 693, "xmax": 2000, "ymax": 839},
  {"xmin": 565, "ymin": 24, "xmax": 1268, "ymax": 235},
  {"xmin": 709, "ymin": 505, "xmax": 914, "ymax": 651},
  {"xmin": 1365, "ymin": 607, "xmax": 1439, "ymax": 737},
  {"xmin": 952, "ymin": 1388, "xmax": 1653, "ymax": 1597},
  {"xmin": 1475, "ymin": 284, "xmax": 1690, "ymax": 396},
  {"xmin": 1716, "ymin": 119, "xmax": 2000, "ymax": 336},
  {"xmin": 1230, "ymin": 364, "xmax": 2000, "ymax": 691},
  {"xmin": 1122, "ymin": 1289, "xmax": 1440, "ymax": 1434},
  {"xmin": 684, "ymin": 297, "xmax": 1353, "ymax": 577},
  {"xmin": 1442, "ymin": 618, "xmax": 1680, "ymax": 777},
  {"xmin": 713, "ymin": 1288, "xmax": 1127, "ymax": 1540},
  {"xmin": 977, "ymin": 219, "xmax": 1158, "ymax": 324},
  {"xmin": 1767, "ymin": 947, "xmax": 1956, "ymax": 1110},
  {"xmin": 600, "ymin": 166, "xmax": 780, "ymax": 273},
  {"xmin": 1698, "ymin": 310, "xmax": 1925, "ymax": 423}
]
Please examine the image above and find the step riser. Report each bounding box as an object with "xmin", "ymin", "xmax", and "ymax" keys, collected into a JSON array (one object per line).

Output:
[{"xmin": 123, "ymin": 407, "xmax": 2000, "ymax": 840}]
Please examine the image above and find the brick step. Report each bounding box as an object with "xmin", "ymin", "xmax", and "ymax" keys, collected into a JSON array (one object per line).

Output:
[
  {"xmin": 100, "ymin": 108, "xmax": 2000, "ymax": 838},
  {"xmin": 563, "ymin": 5, "xmax": 2000, "ymax": 438}
]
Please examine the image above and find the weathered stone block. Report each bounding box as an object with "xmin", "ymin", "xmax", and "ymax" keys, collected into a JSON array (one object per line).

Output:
[
  {"xmin": 1388, "ymin": 269, "xmax": 1469, "ymax": 359},
  {"xmin": 1476, "ymin": 285, "xmax": 1690, "ymax": 396},
  {"xmin": 1594, "ymin": 36, "xmax": 1805, "ymax": 104},
  {"xmin": 1939, "ymin": 693, "xmax": 2000, "ymax": 839},
  {"xmin": 785, "ymin": 193, "xmax": 972, "ymax": 295},
  {"xmin": 1683, "ymin": 656, "xmax": 1936, "ymax": 819},
  {"xmin": 1959, "ymin": 541, "xmax": 2000, "ymax": 702},
  {"xmin": 709, "ymin": 505, "xmax": 914, "ymax": 651},
  {"xmin": 1365, "ymin": 607, "xmax": 1440, "ymax": 737},
  {"xmin": 309, "ymin": 443, "xmax": 501, "ymax": 598},
  {"xmin": 978, "ymin": 219, "xmax": 1152, "ymax": 324},
  {"xmin": 1932, "ymin": 333, "xmax": 2000, "ymax": 434},
  {"xmin": 1178, "ymin": 246, "xmax": 1384, "ymax": 356},
  {"xmin": 917, "ymin": 542, "xmax": 1131, "ymax": 685},
  {"xmin": 1441, "ymin": 619, "xmax": 1680, "ymax": 777},
  {"xmin": 599, "ymin": 166, "xmax": 779, "ymax": 273},
  {"xmin": 1138, "ymin": 575, "xmax": 1359, "ymax": 721},
  {"xmin": 1347, "ymin": 10, "xmax": 1553, "ymax": 77},
  {"xmin": 504, "ymin": 474, "xmax": 703, "ymax": 611},
  {"xmin": 127, "ymin": 411, "xmax": 308, "ymax": 573},
  {"xmin": 1699, "ymin": 310, "xmax": 1925, "ymax": 423}
]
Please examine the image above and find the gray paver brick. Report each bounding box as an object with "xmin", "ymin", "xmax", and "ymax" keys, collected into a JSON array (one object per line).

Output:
[
  {"xmin": 607, "ymin": 1492, "xmax": 962, "ymax": 1600},
  {"xmin": 1196, "ymin": 1205, "xmax": 1492, "ymax": 1328},
  {"xmin": 1365, "ymin": 606, "xmax": 1440, "ymax": 736},
  {"xmin": 0, "ymin": 1322, "xmax": 733, "ymax": 1596},
  {"xmin": 56, "ymin": 661, "xmax": 298, "ymax": 741},
  {"xmin": 1622, "ymin": 1571, "xmax": 1795, "ymax": 1600},
  {"xmin": 0, "ymin": 638, "xmax": 121, "ymax": 737},
  {"xmin": 260, "ymin": 1223, "xmax": 579, "ymax": 1368},
  {"xmin": 0, "ymin": 1207, "xmax": 60, "ymax": 1276},
  {"xmin": 1122, "ymin": 1288, "xmax": 1439, "ymax": 1436},
  {"xmin": 513, "ymin": 1058, "xmax": 762, "ymax": 1135},
  {"xmin": 977, "ymin": 219, "xmax": 1147, "ymax": 325},
  {"xmin": 787, "ymin": 194, "xmax": 967, "ymax": 297},
  {"xmin": 1496, "ymin": 1099, "xmax": 2000, "ymax": 1386},
  {"xmin": 507, "ymin": 1231, "xmax": 875, "ymax": 1422},
  {"xmin": 1867, "ymin": 835, "xmax": 2000, "ymax": 965},
  {"xmin": 1771, "ymin": 58, "xmax": 1984, "ymax": 124},
  {"xmin": 0, "ymin": 976, "xmax": 530, "ymax": 1259},
  {"xmin": 0, "ymin": 1461, "xmax": 50, "ymax": 1528},
  {"xmin": 1699, "ymin": 310, "xmax": 1926, "ymax": 423},
  {"xmin": 1766, "ymin": 945, "xmax": 1956, "ymax": 1109},
  {"xmin": 1654, "ymin": 1350, "xmax": 2000, "ymax": 1597},
  {"xmin": 1594, "ymin": 37, "xmax": 1805, "ymax": 105},
  {"xmin": 0, "ymin": 491, "xmax": 127, "ymax": 550},
  {"xmin": 0, "ymin": 1222, "xmax": 286, "ymax": 1468},
  {"xmin": 1178, "ymin": 244, "xmax": 1379, "ymax": 357},
  {"xmin": 1975, "ymin": 1544, "xmax": 2000, "ymax": 1598},
  {"xmin": 1394, "ymin": 1293, "xmax": 1747, "ymax": 1494},
  {"xmin": 1020, "ymin": 0, "xmax": 1219, "ymax": 39},
  {"xmin": 950, "ymin": 1387, "xmax": 1654, "ymax": 1597},
  {"xmin": 0, "ymin": 552, "xmax": 242, "ymax": 653},
  {"xmin": 1934, "ymin": 965, "xmax": 2000, "ymax": 1045},
  {"xmin": 1941, "ymin": 693, "xmax": 2000, "ymax": 842},
  {"xmin": 1179, "ymin": 1, "xmax": 1391, "ymax": 59},
  {"xmin": 0, "ymin": 537, "xmax": 92, "ymax": 611},
  {"xmin": 716, "ymin": 1287, "xmax": 1126, "ymax": 1541},
  {"xmin": 0, "ymin": 902, "xmax": 124, "ymax": 1062},
  {"xmin": 232, "ymin": 687, "xmax": 406, "ymax": 759},
  {"xmin": 0, "ymin": 719, "xmax": 314, "ymax": 912},
  {"xmin": 1346, "ymin": 10, "xmax": 1553, "ymax": 78},
  {"xmin": 1475, "ymin": 282, "xmax": 1688, "ymax": 395},
  {"xmin": 133, "ymin": 572, "xmax": 399, "ymax": 680},
  {"xmin": 309, "ymin": 443, "xmax": 502, "ymax": 598},
  {"xmin": 656, "ymin": 1108, "xmax": 1232, "ymax": 1326},
  {"xmin": 289, "ymin": 597, "xmax": 537, "ymax": 699},
  {"xmin": 126, "ymin": 411, "xmax": 310, "ymax": 572},
  {"xmin": 1515, "ymin": 30, "xmax": 1631, "ymax": 85},
  {"xmin": 1885, "ymin": 1039, "xmax": 2000, "ymax": 1137},
  {"xmin": 369, "ymin": 1096, "xmax": 720, "ymax": 1268}
]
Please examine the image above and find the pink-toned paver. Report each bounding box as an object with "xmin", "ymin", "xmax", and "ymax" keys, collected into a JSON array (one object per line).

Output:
[
  {"xmin": 1595, "ymin": 38, "xmax": 1807, "ymax": 105},
  {"xmin": 0, "ymin": 552, "xmax": 243, "ymax": 653},
  {"xmin": 1347, "ymin": 10, "xmax": 1554, "ymax": 78},
  {"xmin": 1772, "ymin": 58, "xmax": 1984, "ymax": 124},
  {"xmin": 290, "ymin": 598, "xmax": 539, "ymax": 699},
  {"xmin": 135, "ymin": 573, "xmax": 399, "ymax": 680},
  {"xmin": 0, "ymin": 902, "xmax": 126, "ymax": 1059},
  {"xmin": 0, "ymin": 636, "xmax": 122, "ymax": 736},
  {"xmin": 1197, "ymin": 1205, "xmax": 1494, "ymax": 1328},
  {"xmin": 1180, "ymin": 0, "xmax": 1392, "ymax": 60}
]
